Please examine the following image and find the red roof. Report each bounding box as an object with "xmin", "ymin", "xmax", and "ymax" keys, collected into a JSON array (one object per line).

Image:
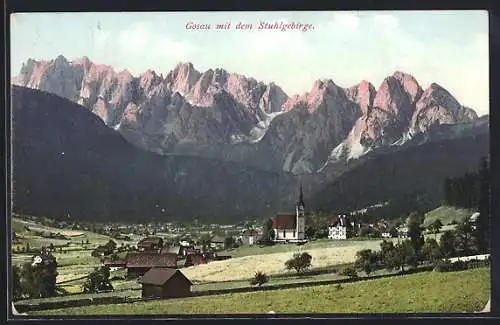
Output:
[{"xmin": 273, "ymin": 213, "xmax": 296, "ymax": 229}]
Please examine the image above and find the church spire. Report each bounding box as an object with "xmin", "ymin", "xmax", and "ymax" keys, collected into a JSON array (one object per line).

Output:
[{"xmin": 298, "ymin": 182, "xmax": 304, "ymax": 207}]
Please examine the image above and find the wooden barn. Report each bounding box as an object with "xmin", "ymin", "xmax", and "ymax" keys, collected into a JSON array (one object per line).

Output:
[
  {"xmin": 184, "ymin": 253, "xmax": 207, "ymax": 267},
  {"xmin": 137, "ymin": 237, "xmax": 164, "ymax": 252},
  {"xmin": 140, "ymin": 268, "xmax": 192, "ymax": 299},
  {"xmin": 125, "ymin": 252, "xmax": 177, "ymax": 278}
]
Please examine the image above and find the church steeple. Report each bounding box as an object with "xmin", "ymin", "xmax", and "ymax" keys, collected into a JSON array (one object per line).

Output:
[{"xmin": 297, "ymin": 182, "xmax": 305, "ymax": 208}]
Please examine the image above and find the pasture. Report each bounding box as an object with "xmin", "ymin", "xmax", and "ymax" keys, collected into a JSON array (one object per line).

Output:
[
  {"xmin": 423, "ymin": 206, "xmax": 473, "ymax": 227},
  {"xmin": 31, "ymin": 267, "xmax": 490, "ymax": 315}
]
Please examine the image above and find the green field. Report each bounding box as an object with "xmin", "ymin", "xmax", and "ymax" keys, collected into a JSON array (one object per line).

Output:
[
  {"xmin": 424, "ymin": 206, "xmax": 473, "ymax": 228},
  {"xmin": 31, "ymin": 267, "xmax": 490, "ymax": 315},
  {"xmin": 223, "ymin": 238, "xmax": 393, "ymax": 258}
]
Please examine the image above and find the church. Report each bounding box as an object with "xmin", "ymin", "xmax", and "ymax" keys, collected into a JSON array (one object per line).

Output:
[{"xmin": 271, "ymin": 185, "xmax": 307, "ymax": 244}]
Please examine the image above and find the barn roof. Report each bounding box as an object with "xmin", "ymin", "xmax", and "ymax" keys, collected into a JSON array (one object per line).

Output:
[
  {"xmin": 273, "ymin": 213, "xmax": 296, "ymax": 229},
  {"xmin": 160, "ymin": 245, "xmax": 181, "ymax": 255},
  {"xmin": 210, "ymin": 235, "xmax": 225, "ymax": 243},
  {"xmin": 125, "ymin": 252, "xmax": 177, "ymax": 268},
  {"xmin": 139, "ymin": 268, "xmax": 192, "ymax": 286},
  {"xmin": 138, "ymin": 237, "xmax": 163, "ymax": 246}
]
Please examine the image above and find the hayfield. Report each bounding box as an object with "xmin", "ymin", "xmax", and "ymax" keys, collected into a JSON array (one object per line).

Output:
[
  {"xmin": 32, "ymin": 267, "xmax": 490, "ymax": 315},
  {"xmin": 183, "ymin": 240, "xmax": 390, "ymax": 282}
]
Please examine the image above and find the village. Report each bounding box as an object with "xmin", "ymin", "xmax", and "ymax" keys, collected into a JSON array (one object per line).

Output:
[{"xmin": 10, "ymin": 181, "xmax": 490, "ymax": 315}]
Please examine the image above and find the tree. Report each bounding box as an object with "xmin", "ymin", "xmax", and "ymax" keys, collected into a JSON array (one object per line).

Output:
[
  {"xmin": 429, "ymin": 219, "xmax": 443, "ymax": 235},
  {"xmin": 82, "ymin": 266, "xmax": 113, "ymax": 293},
  {"xmin": 455, "ymin": 219, "xmax": 475, "ymax": 255},
  {"xmin": 12, "ymin": 265, "xmax": 23, "ymax": 300},
  {"xmin": 421, "ymin": 238, "xmax": 442, "ymax": 264},
  {"xmin": 407, "ymin": 212, "xmax": 425, "ymax": 261},
  {"xmin": 250, "ymin": 271, "xmax": 269, "ymax": 286},
  {"xmin": 339, "ymin": 266, "xmax": 358, "ymax": 278},
  {"xmin": 439, "ymin": 230, "xmax": 456, "ymax": 258},
  {"xmin": 199, "ymin": 234, "xmax": 212, "ymax": 247},
  {"xmin": 224, "ymin": 236, "xmax": 236, "ymax": 249},
  {"xmin": 379, "ymin": 240, "xmax": 395, "ymax": 267},
  {"xmin": 261, "ymin": 218, "xmax": 275, "ymax": 245},
  {"xmin": 383, "ymin": 240, "xmax": 416, "ymax": 273},
  {"xmin": 476, "ymin": 157, "xmax": 490, "ymax": 253},
  {"xmin": 305, "ymin": 226, "xmax": 316, "ymax": 239},
  {"xmin": 285, "ymin": 252, "xmax": 312, "ymax": 274},
  {"xmin": 354, "ymin": 249, "xmax": 379, "ymax": 276}
]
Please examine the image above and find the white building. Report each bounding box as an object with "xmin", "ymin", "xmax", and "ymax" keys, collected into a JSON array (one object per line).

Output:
[
  {"xmin": 469, "ymin": 212, "xmax": 480, "ymax": 230},
  {"xmin": 271, "ymin": 185, "xmax": 306, "ymax": 243},
  {"xmin": 397, "ymin": 226, "xmax": 409, "ymax": 238},
  {"xmin": 328, "ymin": 215, "xmax": 355, "ymax": 240}
]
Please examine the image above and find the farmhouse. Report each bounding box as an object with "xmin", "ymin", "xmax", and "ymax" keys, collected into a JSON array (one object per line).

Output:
[
  {"xmin": 209, "ymin": 235, "xmax": 226, "ymax": 250},
  {"xmin": 397, "ymin": 226, "xmax": 409, "ymax": 238},
  {"xmin": 103, "ymin": 259, "xmax": 127, "ymax": 268},
  {"xmin": 125, "ymin": 252, "xmax": 177, "ymax": 278},
  {"xmin": 241, "ymin": 229, "xmax": 260, "ymax": 245},
  {"xmin": 271, "ymin": 184, "xmax": 306, "ymax": 243},
  {"xmin": 178, "ymin": 253, "xmax": 207, "ymax": 268},
  {"xmin": 328, "ymin": 214, "xmax": 356, "ymax": 240},
  {"xmin": 140, "ymin": 268, "xmax": 193, "ymax": 299},
  {"xmin": 469, "ymin": 212, "xmax": 480, "ymax": 230},
  {"xmin": 137, "ymin": 236, "xmax": 164, "ymax": 252}
]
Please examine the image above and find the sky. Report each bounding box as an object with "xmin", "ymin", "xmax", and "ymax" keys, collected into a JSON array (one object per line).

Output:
[{"xmin": 10, "ymin": 11, "xmax": 489, "ymax": 115}]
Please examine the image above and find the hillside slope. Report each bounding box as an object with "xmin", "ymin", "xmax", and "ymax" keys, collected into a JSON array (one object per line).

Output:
[
  {"xmin": 11, "ymin": 86, "xmax": 297, "ymax": 222},
  {"xmin": 309, "ymin": 132, "xmax": 489, "ymax": 218}
]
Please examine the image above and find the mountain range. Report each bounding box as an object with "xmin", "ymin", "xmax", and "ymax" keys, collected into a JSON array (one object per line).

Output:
[
  {"xmin": 13, "ymin": 55, "xmax": 481, "ymax": 175},
  {"xmin": 10, "ymin": 56, "xmax": 490, "ymax": 222}
]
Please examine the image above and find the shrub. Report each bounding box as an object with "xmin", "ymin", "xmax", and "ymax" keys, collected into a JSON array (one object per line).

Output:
[
  {"xmin": 339, "ymin": 266, "xmax": 358, "ymax": 278},
  {"xmin": 250, "ymin": 271, "xmax": 269, "ymax": 286}
]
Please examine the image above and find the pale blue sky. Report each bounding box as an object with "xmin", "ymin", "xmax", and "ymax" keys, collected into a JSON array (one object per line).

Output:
[{"xmin": 11, "ymin": 11, "xmax": 489, "ymax": 115}]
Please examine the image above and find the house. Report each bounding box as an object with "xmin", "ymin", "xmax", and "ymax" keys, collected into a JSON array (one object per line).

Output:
[
  {"xmin": 328, "ymin": 215, "xmax": 356, "ymax": 240},
  {"xmin": 242, "ymin": 229, "xmax": 260, "ymax": 245},
  {"xmin": 271, "ymin": 184, "xmax": 306, "ymax": 243},
  {"xmin": 381, "ymin": 232, "xmax": 392, "ymax": 238},
  {"xmin": 103, "ymin": 259, "xmax": 127, "ymax": 268},
  {"xmin": 209, "ymin": 235, "xmax": 226, "ymax": 250},
  {"xmin": 469, "ymin": 212, "xmax": 480, "ymax": 230},
  {"xmin": 397, "ymin": 226, "xmax": 409, "ymax": 238},
  {"xmin": 178, "ymin": 253, "xmax": 207, "ymax": 268},
  {"xmin": 161, "ymin": 245, "xmax": 182, "ymax": 257},
  {"xmin": 140, "ymin": 268, "xmax": 193, "ymax": 299},
  {"xmin": 125, "ymin": 252, "xmax": 177, "ymax": 278},
  {"xmin": 137, "ymin": 237, "xmax": 164, "ymax": 252}
]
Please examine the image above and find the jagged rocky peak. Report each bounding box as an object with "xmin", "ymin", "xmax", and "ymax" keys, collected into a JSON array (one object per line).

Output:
[
  {"xmin": 139, "ymin": 69, "xmax": 164, "ymax": 93},
  {"xmin": 345, "ymin": 80, "xmax": 376, "ymax": 114},
  {"xmin": 168, "ymin": 61, "xmax": 202, "ymax": 95},
  {"xmin": 373, "ymin": 74, "xmax": 414, "ymax": 119},
  {"xmin": 409, "ymin": 82, "xmax": 478, "ymax": 134},
  {"xmin": 392, "ymin": 71, "xmax": 423, "ymax": 104},
  {"xmin": 259, "ymin": 82, "xmax": 289, "ymax": 114}
]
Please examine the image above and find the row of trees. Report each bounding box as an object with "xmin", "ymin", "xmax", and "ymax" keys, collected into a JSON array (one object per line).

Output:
[
  {"xmin": 352, "ymin": 213, "xmax": 488, "ymax": 277},
  {"xmin": 444, "ymin": 157, "xmax": 490, "ymax": 253},
  {"xmin": 443, "ymin": 172, "xmax": 480, "ymax": 209}
]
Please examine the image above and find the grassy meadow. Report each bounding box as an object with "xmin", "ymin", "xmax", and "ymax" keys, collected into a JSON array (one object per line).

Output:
[
  {"xmin": 31, "ymin": 267, "xmax": 490, "ymax": 315},
  {"xmin": 183, "ymin": 239, "xmax": 393, "ymax": 282},
  {"xmin": 423, "ymin": 206, "xmax": 473, "ymax": 228}
]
